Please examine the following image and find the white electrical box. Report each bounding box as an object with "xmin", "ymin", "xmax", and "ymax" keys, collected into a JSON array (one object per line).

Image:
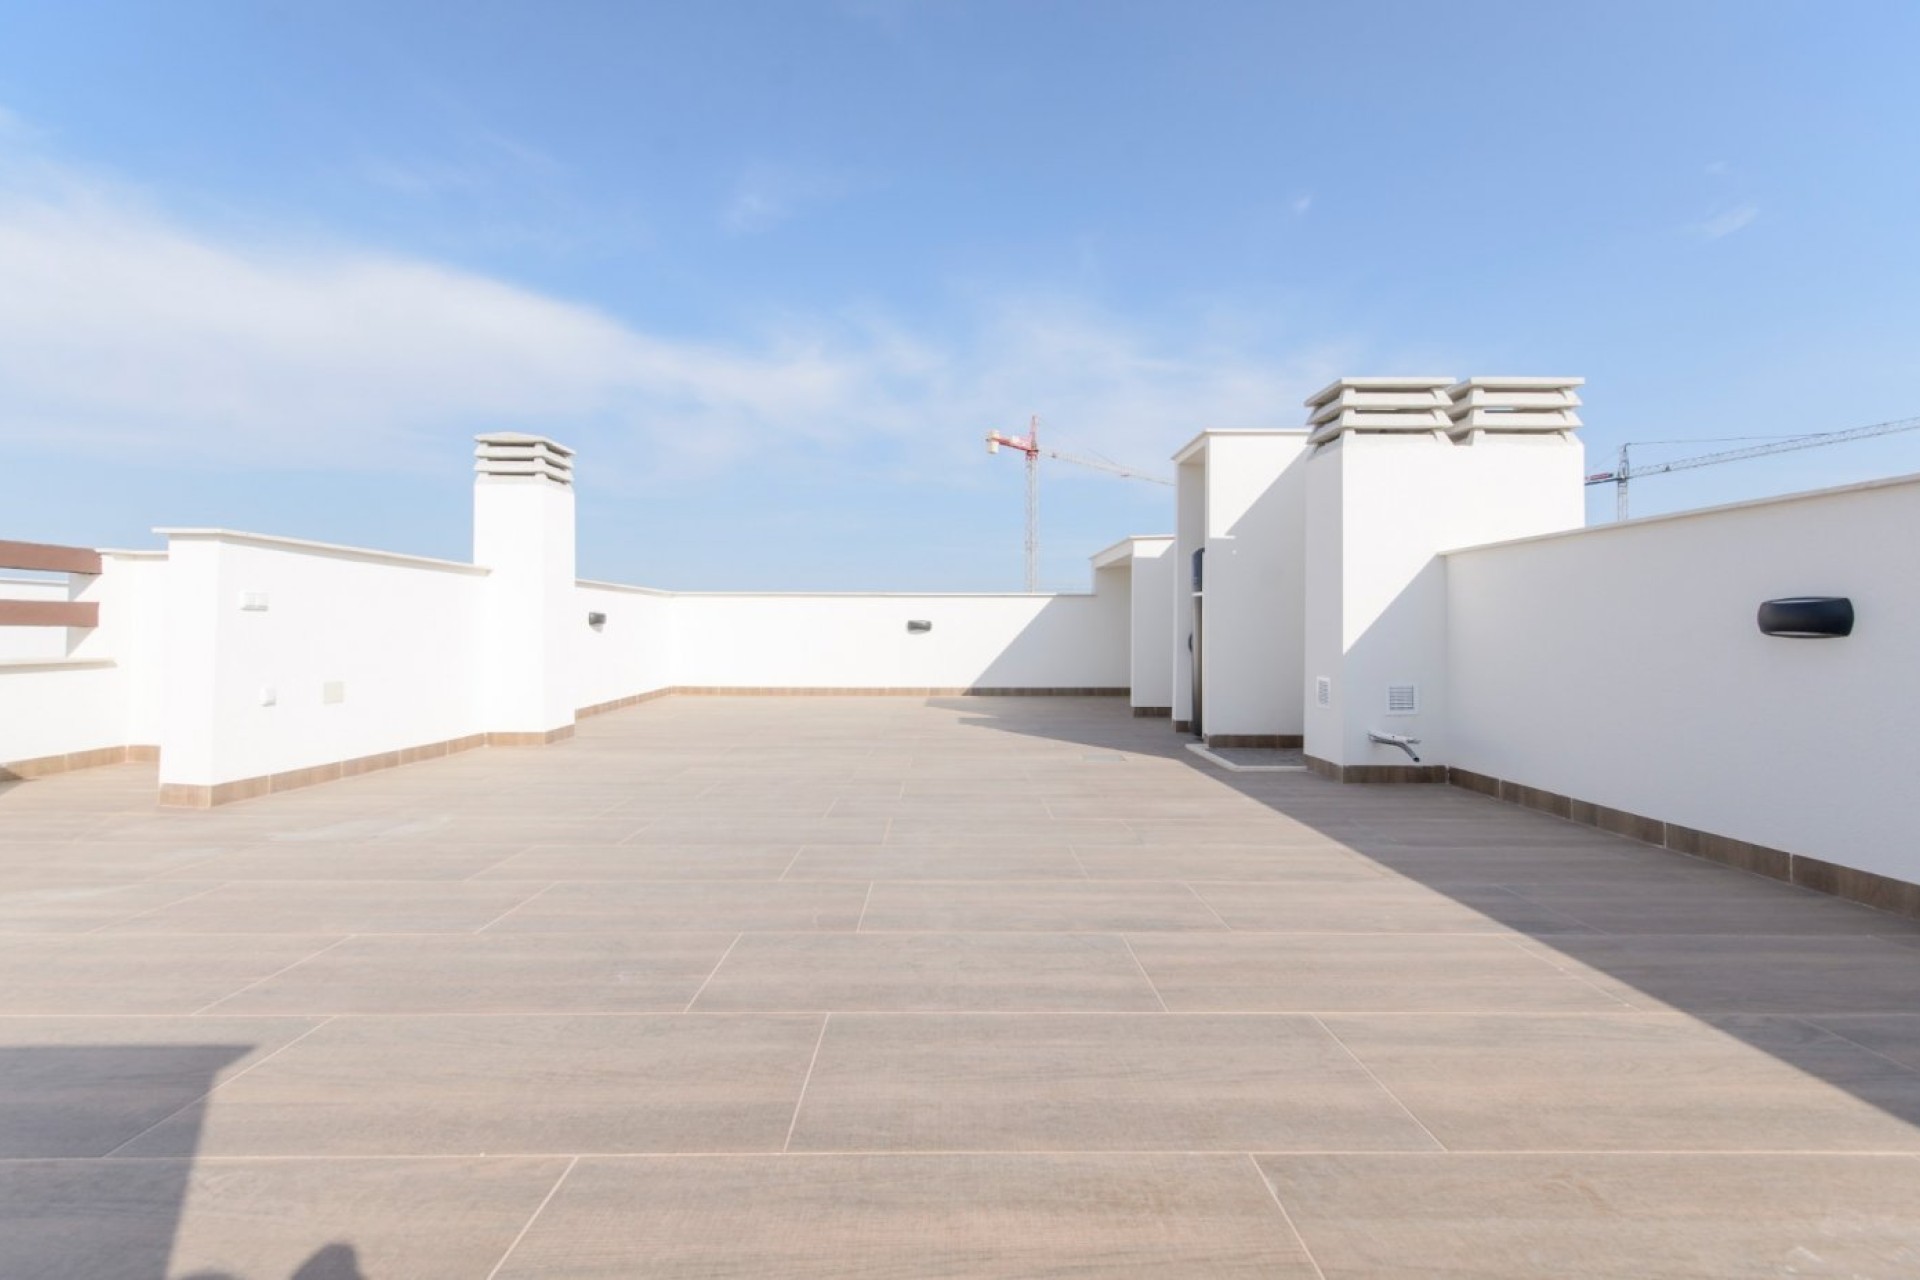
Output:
[
  {"xmin": 239, "ymin": 592, "xmax": 269, "ymax": 612},
  {"xmin": 257, "ymin": 687, "xmax": 277, "ymax": 707},
  {"xmin": 322, "ymin": 681, "xmax": 346, "ymax": 705}
]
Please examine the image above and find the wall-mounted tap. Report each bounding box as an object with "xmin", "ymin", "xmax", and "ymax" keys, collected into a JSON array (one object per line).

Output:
[{"xmin": 1368, "ymin": 730, "xmax": 1422, "ymax": 763}]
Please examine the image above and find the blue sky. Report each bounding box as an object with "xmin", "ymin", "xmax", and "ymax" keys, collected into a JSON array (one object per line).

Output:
[{"xmin": 2, "ymin": 1, "xmax": 1918, "ymax": 590}]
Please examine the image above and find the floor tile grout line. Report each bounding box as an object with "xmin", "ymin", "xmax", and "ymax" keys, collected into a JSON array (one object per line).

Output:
[
  {"xmin": 9, "ymin": 1148, "xmax": 1920, "ymax": 1163},
  {"xmin": 1310, "ymin": 1014, "xmax": 1450, "ymax": 1153},
  {"xmin": 80, "ymin": 881, "xmax": 231, "ymax": 935},
  {"xmin": 782, "ymin": 1014, "xmax": 832, "ymax": 1154},
  {"xmin": 483, "ymin": 1154, "xmax": 579, "ymax": 1280},
  {"xmin": 470, "ymin": 882, "xmax": 561, "ymax": 934},
  {"xmin": 190, "ymin": 934, "xmax": 359, "ymax": 1016},
  {"xmin": 1493, "ymin": 935, "xmax": 1639, "ymax": 1011},
  {"xmin": 681, "ymin": 933, "xmax": 745, "ymax": 1013},
  {"xmin": 1792, "ymin": 1014, "xmax": 1920, "ymax": 1079},
  {"xmin": 854, "ymin": 882, "xmax": 875, "ymax": 933},
  {"xmin": 459, "ymin": 843, "xmax": 541, "ymax": 883},
  {"xmin": 1120, "ymin": 935, "xmax": 1171, "ymax": 1013},
  {"xmin": 102, "ymin": 1015, "xmax": 340, "ymax": 1157},
  {"xmin": 778, "ymin": 845, "xmax": 807, "ymax": 883},
  {"xmin": 1247, "ymin": 1153, "xmax": 1329, "ymax": 1280},
  {"xmin": 1181, "ymin": 881, "xmax": 1235, "ymax": 931}
]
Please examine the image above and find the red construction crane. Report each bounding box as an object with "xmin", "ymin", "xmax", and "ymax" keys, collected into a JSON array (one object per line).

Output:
[{"xmin": 986, "ymin": 415, "xmax": 1172, "ymax": 592}]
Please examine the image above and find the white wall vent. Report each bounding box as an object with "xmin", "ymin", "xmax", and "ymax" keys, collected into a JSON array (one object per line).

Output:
[
  {"xmin": 1385, "ymin": 683, "xmax": 1419, "ymax": 715},
  {"xmin": 1315, "ymin": 676, "xmax": 1331, "ymax": 708},
  {"xmin": 238, "ymin": 591, "xmax": 269, "ymax": 612}
]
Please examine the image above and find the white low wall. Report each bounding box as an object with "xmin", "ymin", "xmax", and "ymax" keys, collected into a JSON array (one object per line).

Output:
[
  {"xmin": 1446, "ymin": 474, "xmax": 1920, "ymax": 886},
  {"xmin": 576, "ymin": 581, "xmax": 674, "ymax": 709},
  {"xmin": 668, "ymin": 583, "xmax": 1130, "ymax": 690},
  {"xmin": 0, "ymin": 659, "xmax": 124, "ymax": 765},
  {"xmin": 159, "ymin": 531, "xmax": 489, "ymax": 788}
]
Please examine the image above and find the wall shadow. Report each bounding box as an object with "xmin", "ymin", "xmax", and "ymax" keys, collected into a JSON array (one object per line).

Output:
[
  {"xmin": 0, "ymin": 1044, "xmax": 361, "ymax": 1279},
  {"xmin": 941, "ymin": 697, "xmax": 1920, "ymax": 1134}
]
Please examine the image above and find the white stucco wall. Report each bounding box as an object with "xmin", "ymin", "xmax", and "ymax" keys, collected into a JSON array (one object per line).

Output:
[
  {"xmin": 0, "ymin": 579, "xmax": 70, "ymax": 661},
  {"xmin": 1447, "ymin": 473, "xmax": 1920, "ymax": 885},
  {"xmin": 1126, "ymin": 538, "xmax": 1175, "ymax": 710},
  {"xmin": 1201, "ymin": 433, "xmax": 1310, "ymax": 739},
  {"xmin": 0, "ymin": 659, "xmax": 124, "ymax": 764},
  {"xmin": 668, "ymin": 585, "xmax": 1130, "ymax": 690},
  {"xmin": 157, "ymin": 532, "xmax": 489, "ymax": 788},
  {"xmin": 1306, "ymin": 430, "xmax": 1584, "ymax": 767},
  {"xmin": 576, "ymin": 581, "xmax": 674, "ymax": 709}
]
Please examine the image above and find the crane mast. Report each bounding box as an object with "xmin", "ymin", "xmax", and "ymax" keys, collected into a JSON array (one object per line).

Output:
[{"xmin": 985, "ymin": 416, "xmax": 1174, "ymax": 592}]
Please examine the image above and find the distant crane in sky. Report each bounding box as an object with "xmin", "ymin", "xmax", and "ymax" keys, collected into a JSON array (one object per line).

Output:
[
  {"xmin": 1585, "ymin": 413, "xmax": 1920, "ymax": 519},
  {"xmin": 985, "ymin": 415, "xmax": 1173, "ymax": 592}
]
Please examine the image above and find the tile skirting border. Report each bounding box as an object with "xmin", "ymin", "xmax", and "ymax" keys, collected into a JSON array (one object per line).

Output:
[
  {"xmin": 1172, "ymin": 720, "xmax": 1192, "ymax": 733},
  {"xmin": 664, "ymin": 686, "xmax": 1129, "ymax": 697},
  {"xmin": 576, "ymin": 688, "xmax": 673, "ymax": 719},
  {"xmin": 1447, "ymin": 766, "xmax": 1920, "ymax": 921},
  {"xmin": 1305, "ymin": 754, "xmax": 1448, "ymax": 784},
  {"xmin": 158, "ymin": 727, "xmax": 574, "ymax": 809},
  {"xmin": 0, "ymin": 743, "xmax": 159, "ymax": 783},
  {"xmin": 1131, "ymin": 706, "xmax": 1172, "ymax": 718},
  {"xmin": 1206, "ymin": 733, "xmax": 1304, "ymax": 749}
]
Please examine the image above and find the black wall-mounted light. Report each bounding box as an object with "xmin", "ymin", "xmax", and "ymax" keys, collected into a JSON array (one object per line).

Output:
[
  {"xmin": 586, "ymin": 611, "xmax": 608, "ymax": 630},
  {"xmin": 1757, "ymin": 597, "xmax": 1853, "ymax": 638},
  {"xmin": 906, "ymin": 619, "xmax": 932, "ymax": 633}
]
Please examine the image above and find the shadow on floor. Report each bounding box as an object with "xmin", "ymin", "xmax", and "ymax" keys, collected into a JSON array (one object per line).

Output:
[
  {"xmin": 0, "ymin": 1043, "xmax": 362, "ymax": 1279},
  {"xmin": 938, "ymin": 697, "xmax": 1920, "ymax": 1133}
]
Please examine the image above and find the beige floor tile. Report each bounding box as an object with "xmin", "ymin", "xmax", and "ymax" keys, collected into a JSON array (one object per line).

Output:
[
  {"xmin": 0, "ymin": 1016, "xmax": 321, "ymax": 1156},
  {"xmin": 499, "ymin": 1154, "xmax": 1317, "ymax": 1278},
  {"xmin": 471, "ymin": 843, "xmax": 800, "ymax": 880},
  {"xmin": 97, "ymin": 881, "xmax": 552, "ymax": 934},
  {"xmin": 0, "ymin": 880, "xmax": 226, "ymax": 932},
  {"xmin": 1127, "ymin": 934, "xmax": 1632, "ymax": 1013},
  {"xmin": 1517, "ymin": 936, "xmax": 1920, "ymax": 1014},
  {"xmin": 120, "ymin": 1014, "xmax": 824, "ymax": 1156},
  {"xmin": 0, "ymin": 1156, "xmax": 568, "ymax": 1280},
  {"xmin": 208, "ymin": 932, "xmax": 738, "ymax": 1014},
  {"xmin": 0, "ymin": 933, "xmax": 343, "ymax": 1014},
  {"xmin": 1258, "ymin": 1153, "xmax": 1920, "ymax": 1279},
  {"xmin": 1807, "ymin": 1015, "xmax": 1920, "ymax": 1071},
  {"xmin": 489, "ymin": 881, "xmax": 868, "ymax": 932},
  {"xmin": 1189, "ymin": 881, "xmax": 1593, "ymax": 934},
  {"xmin": 785, "ymin": 844, "xmax": 1085, "ymax": 880},
  {"xmin": 1503, "ymin": 880, "xmax": 1920, "ymax": 936},
  {"xmin": 691, "ymin": 933, "xmax": 1161, "ymax": 1012},
  {"xmin": 149, "ymin": 842, "xmax": 529, "ymax": 881},
  {"xmin": 1074, "ymin": 845, "xmax": 1389, "ymax": 882},
  {"xmin": 789, "ymin": 1013, "xmax": 1439, "ymax": 1152},
  {"xmin": 1324, "ymin": 1013, "xmax": 1920, "ymax": 1151},
  {"xmin": 860, "ymin": 881, "xmax": 1225, "ymax": 932}
]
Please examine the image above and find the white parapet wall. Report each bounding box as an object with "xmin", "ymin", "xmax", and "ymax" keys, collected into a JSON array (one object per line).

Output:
[
  {"xmin": 666, "ymin": 581, "xmax": 1130, "ymax": 692},
  {"xmin": 155, "ymin": 530, "xmax": 490, "ymax": 801},
  {"xmin": 1093, "ymin": 536, "xmax": 1175, "ymax": 713},
  {"xmin": 575, "ymin": 580, "xmax": 675, "ymax": 712},
  {"xmin": 1446, "ymin": 472, "xmax": 1920, "ymax": 890}
]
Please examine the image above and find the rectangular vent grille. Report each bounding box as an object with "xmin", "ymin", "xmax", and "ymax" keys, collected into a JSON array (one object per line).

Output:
[
  {"xmin": 1386, "ymin": 683, "xmax": 1419, "ymax": 715},
  {"xmin": 1315, "ymin": 676, "xmax": 1331, "ymax": 708}
]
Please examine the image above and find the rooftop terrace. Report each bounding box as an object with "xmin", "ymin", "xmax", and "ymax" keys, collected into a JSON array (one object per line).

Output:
[{"xmin": 5, "ymin": 695, "xmax": 1920, "ymax": 1277}]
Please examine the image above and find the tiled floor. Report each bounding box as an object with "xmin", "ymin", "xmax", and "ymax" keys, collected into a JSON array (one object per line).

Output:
[{"xmin": 3, "ymin": 697, "xmax": 1920, "ymax": 1277}]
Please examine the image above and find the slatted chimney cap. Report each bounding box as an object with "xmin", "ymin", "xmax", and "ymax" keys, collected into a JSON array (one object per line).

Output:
[
  {"xmin": 1304, "ymin": 377, "xmax": 1457, "ymax": 444},
  {"xmin": 474, "ymin": 433, "xmax": 576, "ymax": 484},
  {"xmin": 1444, "ymin": 377, "xmax": 1584, "ymax": 438}
]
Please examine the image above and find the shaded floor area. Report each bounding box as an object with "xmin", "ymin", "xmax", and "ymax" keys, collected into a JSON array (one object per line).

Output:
[{"xmin": 3, "ymin": 696, "xmax": 1920, "ymax": 1276}]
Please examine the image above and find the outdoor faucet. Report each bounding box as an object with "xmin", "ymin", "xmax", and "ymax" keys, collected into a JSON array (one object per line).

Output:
[{"xmin": 1367, "ymin": 730, "xmax": 1422, "ymax": 763}]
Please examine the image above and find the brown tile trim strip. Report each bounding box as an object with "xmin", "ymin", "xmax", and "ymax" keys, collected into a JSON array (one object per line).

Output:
[
  {"xmin": 156, "ymin": 727, "xmax": 581, "ymax": 809},
  {"xmin": 664, "ymin": 686, "xmax": 1129, "ymax": 697},
  {"xmin": 1447, "ymin": 766, "xmax": 1920, "ymax": 921},
  {"xmin": 0, "ymin": 744, "xmax": 157, "ymax": 783},
  {"xmin": 0, "ymin": 599, "xmax": 99, "ymax": 628},
  {"xmin": 1131, "ymin": 706, "xmax": 1172, "ymax": 718},
  {"xmin": 576, "ymin": 688, "xmax": 673, "ymax": 719},
  {"xmin": 1206, "ymin": 734, "xmax": 1304, "ymax": 749},
  {"xmin": 0, "ymin": 539, "xmax": 101, "ymax": 575},
  {"xmin": 1305, "ymin": 754, "xmax": 1448, "ymax": 784},
  {"xmin": 1172, "ymin": 720, "xmax": 1192, "ymax": 733}
]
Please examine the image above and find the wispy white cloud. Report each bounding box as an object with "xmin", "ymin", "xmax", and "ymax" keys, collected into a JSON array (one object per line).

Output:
[
  {"xmin": 0, "ymin": 122, "xmax": 1347, "ymax": 485},
  {"xmin": 1698, "ymin": 203, "xmax": 1759, "ymax": 239},
  {"xmin": 1291, "ymin": 194, "xmax": 1313, "ymax": 216},
  {"xmin": 1704, "ymin": 160, "xmax": 1731, "ymax": 177},
  {"xmin": 721, "ymin": 162, "xmax": 858, "ymax": 235}
]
